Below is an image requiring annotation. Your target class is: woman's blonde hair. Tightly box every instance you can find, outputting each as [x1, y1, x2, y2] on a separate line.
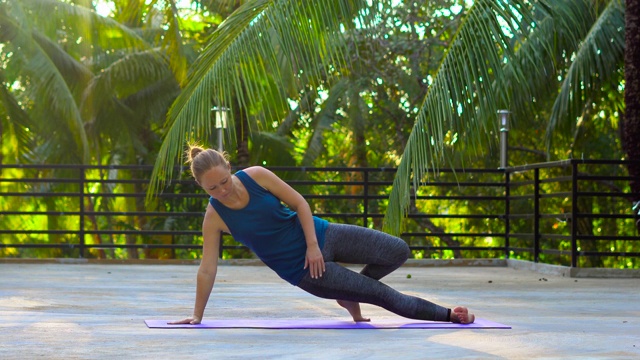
[185, 143, 229, 183]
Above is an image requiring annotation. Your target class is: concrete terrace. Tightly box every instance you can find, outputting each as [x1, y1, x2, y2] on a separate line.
[0, 260, 639, 359]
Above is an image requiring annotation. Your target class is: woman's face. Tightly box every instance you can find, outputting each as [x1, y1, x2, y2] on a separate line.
[199, 165, 233, 200]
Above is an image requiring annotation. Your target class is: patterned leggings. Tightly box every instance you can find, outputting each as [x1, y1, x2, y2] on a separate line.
[297, 223, 450, 321]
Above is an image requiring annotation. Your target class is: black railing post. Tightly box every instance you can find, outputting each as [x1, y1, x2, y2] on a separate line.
[571, 160, 578, 268]
[534, 168, 540, 263]
[363, 169, 369, 228]
[219, 231, 224, 259]
[504, 170, 510, 259]
[78, 166, 86, 258]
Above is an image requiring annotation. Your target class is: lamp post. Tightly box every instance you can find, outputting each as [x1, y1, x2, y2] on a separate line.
[213, 107, 229, 153]
[498, 110, 510, 169]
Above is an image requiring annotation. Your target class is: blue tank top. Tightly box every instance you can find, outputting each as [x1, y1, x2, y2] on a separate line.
[209, 170, 328, 285]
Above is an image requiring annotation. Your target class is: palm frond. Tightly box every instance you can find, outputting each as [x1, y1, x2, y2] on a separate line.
[546, 0, 624, 153]
[499, 0, 596, 147]
[124, 76, 181, 126]
[500, 0, 624, 157]
[83, 50, 180, 163]
[30, 31, 94, 96]
[250, 131, 296, 166]
[0, 11, 90, 161]
[0, 70, 35, 158]
[82, 49, 174, 117]
[162, 0, 189, 84]
[2, 0, 158, 164]
[382, 0, 538, 235]
[17, 0, 150, 51]
[148, 0, 372, 198]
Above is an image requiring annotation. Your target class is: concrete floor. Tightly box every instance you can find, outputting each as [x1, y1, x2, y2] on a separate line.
[0, 261, 639, 359]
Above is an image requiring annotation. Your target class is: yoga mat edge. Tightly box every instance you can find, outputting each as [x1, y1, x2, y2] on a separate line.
[144, 318, 511, 330]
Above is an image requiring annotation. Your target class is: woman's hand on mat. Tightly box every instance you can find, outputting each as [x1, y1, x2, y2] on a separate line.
[304, 245, 325, 279]
[168, 316, 201, 325]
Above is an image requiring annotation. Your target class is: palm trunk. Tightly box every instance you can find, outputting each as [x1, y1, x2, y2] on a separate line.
[84, 196, 107, 259]
[0, 108, 3, 170]
[234, 99, 250, 167]
[623, 0, 640, 229]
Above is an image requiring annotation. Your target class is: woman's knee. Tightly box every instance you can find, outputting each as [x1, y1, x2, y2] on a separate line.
[379, 234, 410, 264]
[396, 239, 411, 263]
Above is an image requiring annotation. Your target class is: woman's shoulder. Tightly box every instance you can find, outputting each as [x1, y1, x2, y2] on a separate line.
[203, 202, 229, 233]
[239, 166, 277, 190]
[240, 166, 272, 182]
[240, 166, 268, 177]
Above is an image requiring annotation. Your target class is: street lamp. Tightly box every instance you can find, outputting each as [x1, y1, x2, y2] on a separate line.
[213, 107, 229, 153]
[498, 110, 510, 169]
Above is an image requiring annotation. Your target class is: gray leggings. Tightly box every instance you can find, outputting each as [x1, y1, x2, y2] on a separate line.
[297, 223, 450, 321]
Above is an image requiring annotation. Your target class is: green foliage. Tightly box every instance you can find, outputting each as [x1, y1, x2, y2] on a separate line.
[148, 0, 372, 196]
[0, 0, 636, 268]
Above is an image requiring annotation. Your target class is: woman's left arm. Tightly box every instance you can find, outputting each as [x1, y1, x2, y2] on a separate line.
[244, 166, 325, 279]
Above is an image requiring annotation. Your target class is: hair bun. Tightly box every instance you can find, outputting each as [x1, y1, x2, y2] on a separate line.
[187, 145, 205, 162]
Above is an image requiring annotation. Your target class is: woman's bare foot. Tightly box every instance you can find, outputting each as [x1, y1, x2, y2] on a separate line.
[450, 306, 475, 324]
[336, 300, 371, 322]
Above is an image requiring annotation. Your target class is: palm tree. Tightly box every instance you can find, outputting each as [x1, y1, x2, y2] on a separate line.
[147, 0, 629, 234]
[623, 0, 640, 228]
[147, 0, 370, 195]
[383, 0, 626, 233]
[0, 0, 205, 258]
[0, 0, 157, 164]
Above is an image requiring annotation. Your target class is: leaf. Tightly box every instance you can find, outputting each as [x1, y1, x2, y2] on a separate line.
[383, 0, 538, 235]
[148, 0, 372, 198]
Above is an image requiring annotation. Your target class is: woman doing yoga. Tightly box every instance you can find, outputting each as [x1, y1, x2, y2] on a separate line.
[170, 145, 475, 325]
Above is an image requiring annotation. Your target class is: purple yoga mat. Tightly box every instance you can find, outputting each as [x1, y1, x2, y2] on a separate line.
[145, 318, 510, 330]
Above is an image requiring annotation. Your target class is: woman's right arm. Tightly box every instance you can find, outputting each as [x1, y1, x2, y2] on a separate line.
[169, 204, 221, 325]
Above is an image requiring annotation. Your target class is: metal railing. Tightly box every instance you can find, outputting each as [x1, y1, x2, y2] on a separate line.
[0, 160, 638, 268]
[505, 160, 639, 268]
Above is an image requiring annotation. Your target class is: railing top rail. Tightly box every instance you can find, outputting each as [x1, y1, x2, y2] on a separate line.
[2, 160, 636, 174]
[507, 160, 572, 173]
[0, 164, 496, 173]
[506, 159, 640, 173]
[0, 164, 176, 170]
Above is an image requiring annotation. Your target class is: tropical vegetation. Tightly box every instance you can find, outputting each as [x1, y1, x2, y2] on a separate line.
[0, 0, 637, 268]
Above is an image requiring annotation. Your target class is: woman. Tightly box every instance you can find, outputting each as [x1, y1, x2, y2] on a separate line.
[170, 145, 475, 325]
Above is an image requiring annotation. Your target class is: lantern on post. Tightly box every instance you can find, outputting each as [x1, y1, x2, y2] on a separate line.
[497, 110, 510, 169]
[212, 107, 229, 153]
